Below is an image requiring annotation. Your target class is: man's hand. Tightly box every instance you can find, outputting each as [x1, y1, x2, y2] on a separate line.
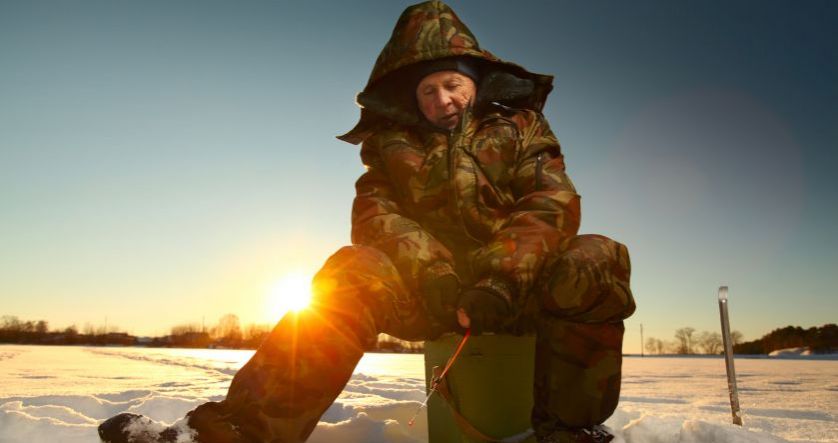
[424, 274, 460, 329]
[456, 288, 511, 335]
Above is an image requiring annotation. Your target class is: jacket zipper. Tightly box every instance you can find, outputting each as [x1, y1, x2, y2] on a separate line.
[447, 129, 458, 216]
[448, 127, 483, 247]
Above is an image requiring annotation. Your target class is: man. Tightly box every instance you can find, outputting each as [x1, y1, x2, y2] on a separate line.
[99, 2, 635, 442]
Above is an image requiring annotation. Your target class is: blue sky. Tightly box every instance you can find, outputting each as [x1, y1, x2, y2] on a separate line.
[1, 1, 836, 353]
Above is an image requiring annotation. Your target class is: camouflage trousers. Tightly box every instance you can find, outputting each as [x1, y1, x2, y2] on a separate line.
[185, 234, 635, 442]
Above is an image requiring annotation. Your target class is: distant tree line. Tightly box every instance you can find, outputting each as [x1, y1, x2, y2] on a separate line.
[0, 314, 424, 353]
[165, 315, 424, 352]
[733, 324, 836, 354]
[0, 315, 134, 346]
[164, 314, 271, 349]
[644, 327, 743, 355]
[644, 323, 837, 355]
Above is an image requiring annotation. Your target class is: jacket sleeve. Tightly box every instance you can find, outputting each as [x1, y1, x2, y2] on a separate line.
[351, 138, 458, 294]
[470, 110, 581, 302]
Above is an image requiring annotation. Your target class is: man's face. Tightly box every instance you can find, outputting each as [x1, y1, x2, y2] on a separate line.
[415, 71, 477, 130]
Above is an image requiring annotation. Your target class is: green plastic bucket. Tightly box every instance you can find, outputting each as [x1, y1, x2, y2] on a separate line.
[424, 334, 537, 443]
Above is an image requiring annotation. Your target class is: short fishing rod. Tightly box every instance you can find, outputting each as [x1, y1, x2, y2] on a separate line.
[408, 328, 472, 427]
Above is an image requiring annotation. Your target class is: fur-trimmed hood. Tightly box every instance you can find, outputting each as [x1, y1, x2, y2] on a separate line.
[337, 1, 554, 144]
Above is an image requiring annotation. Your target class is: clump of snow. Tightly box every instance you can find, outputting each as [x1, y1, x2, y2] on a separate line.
[1, 345, 836, 443]
[766, 347, 838, 360]
[121, 414, 197, 443]
[769, 347, 812, 357]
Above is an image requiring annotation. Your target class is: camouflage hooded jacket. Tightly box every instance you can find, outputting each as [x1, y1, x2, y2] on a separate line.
[338, 1, 581, 305]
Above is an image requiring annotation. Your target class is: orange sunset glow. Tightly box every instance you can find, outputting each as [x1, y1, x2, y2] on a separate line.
[267, 271, 314, 322]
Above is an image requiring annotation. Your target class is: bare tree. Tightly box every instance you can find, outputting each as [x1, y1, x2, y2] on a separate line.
[214, 314, 242, 347]
[1, 315, 21, 331]
[674, 327, 696, 354]
[645, 337, 668, 355]
[64, 325, 79, 344]
[169, 323, 210, 347]
[243, 323, 271, 348]
[696, 331, 723, 354]
[21, 321, 35, 334]
[731, 330, 744, 346]
[35, 320, 49, 336]
[645, 337, 657, 355]
[171, 323, 202, 336]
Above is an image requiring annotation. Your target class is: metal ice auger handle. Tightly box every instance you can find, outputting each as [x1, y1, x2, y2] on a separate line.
[718, 286, 743, 426]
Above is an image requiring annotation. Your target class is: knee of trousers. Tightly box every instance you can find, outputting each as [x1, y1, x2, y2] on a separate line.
[310, 245, 414, 334]
[533, 319, 625, 430]
[542, 234, 636, 323]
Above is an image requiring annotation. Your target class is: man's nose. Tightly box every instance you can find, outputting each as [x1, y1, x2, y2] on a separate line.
[435, 91, 454, 109]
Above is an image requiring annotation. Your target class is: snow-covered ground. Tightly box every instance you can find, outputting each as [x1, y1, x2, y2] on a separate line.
[0, 345, 835, 442]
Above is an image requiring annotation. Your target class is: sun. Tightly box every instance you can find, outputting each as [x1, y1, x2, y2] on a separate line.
[268, 271, 314, 321]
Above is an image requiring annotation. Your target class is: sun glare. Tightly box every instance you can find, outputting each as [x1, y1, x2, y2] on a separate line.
[268, 271, 314, 321]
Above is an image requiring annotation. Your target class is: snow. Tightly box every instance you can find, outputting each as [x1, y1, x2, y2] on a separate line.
[766, 347, 838, 359]
[768, 347, 812, 357]
[0, 345, 835, 442]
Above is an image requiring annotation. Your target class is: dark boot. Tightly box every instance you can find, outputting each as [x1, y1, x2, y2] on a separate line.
[98, 405, 245, 443]
[183, 401, 246, 442]
[536, 425, 615, 443]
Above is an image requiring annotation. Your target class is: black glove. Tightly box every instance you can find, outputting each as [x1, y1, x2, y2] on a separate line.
[423, 274, 460, 330]
[457, 287, 511, 335]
